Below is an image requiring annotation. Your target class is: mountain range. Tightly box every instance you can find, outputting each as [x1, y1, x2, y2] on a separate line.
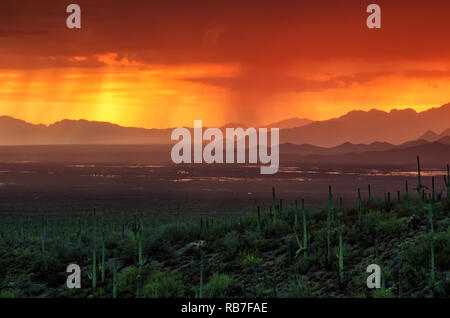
[418, 128, 450, 142]
[279, 103, 450, 147]
[1, 103, 450, 147]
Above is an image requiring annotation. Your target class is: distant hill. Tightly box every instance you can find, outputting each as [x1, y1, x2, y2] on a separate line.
[0, 117, 173, 145]
[0, 140, 448, 168]
[282, 141, 450, 167]
[418, 128, 450, 142]
[436, 136, 450, 145]
[419, 130, 440, 142]
[1, 103, 450, 146]
[280, 103, 450, 147]
[266, 117, 313, 129]
[280, 141, 395, 156]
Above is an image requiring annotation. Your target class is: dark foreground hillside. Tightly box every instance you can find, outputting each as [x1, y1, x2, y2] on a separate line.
[0, 175, 449, 298]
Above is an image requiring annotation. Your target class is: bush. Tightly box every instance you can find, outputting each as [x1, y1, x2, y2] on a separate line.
[286, 276, 310, 298]
[362, 211, 381, 235]
[264, 219, 290, 238]
[242, 230, 264, 249]
[0, 288, 22, 298]
[376, 218, 408, 236]
[223, 231, 240, 257]
[143, 270, 185, 298]
[295, 253, 318, 274]
[204, 273, 234, 297]
[239, 252, 262, 273]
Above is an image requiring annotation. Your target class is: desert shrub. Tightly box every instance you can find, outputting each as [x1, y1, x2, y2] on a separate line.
[142, 270, 185, 298]
[204, 273, 234, 298]
[434, 229, 450, 270]
[116, 266, 152, 296]
[376, 218, 408, 236]
[29, 251, 62, 281]
[54, 239, 87, 264]
[362, 211, 381, 235]
[116, 266, 139, 296]
[286, 276, 310, 298]
[117, 237, 137, 265]
[223, 231, 240, 257]
[279, 205, 296, 225]
[0, 288, 22, 298]
[251, 281, 267, 298]
[295, 253, 319, 274]
[204, 220, 232, 241]
[238, 251, 262, 273]
[341, 207, 359, 224]
[28, 283, 46, 296]
[432, 279, 450, 298]
[263, 219, 290, 238]
[242, 230, 264, 249]
[160, 222, 199, 243]
[400, 238, 431, 286]
[372, 286, 395, 298]
[396, 201, 413, 217]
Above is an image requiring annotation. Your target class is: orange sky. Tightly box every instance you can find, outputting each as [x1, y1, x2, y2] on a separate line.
[1, 0, 450, 128]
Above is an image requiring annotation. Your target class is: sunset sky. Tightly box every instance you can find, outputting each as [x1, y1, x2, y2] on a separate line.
[1, 0, 450, 128]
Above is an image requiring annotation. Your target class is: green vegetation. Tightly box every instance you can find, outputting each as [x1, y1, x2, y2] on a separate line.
[0, 157, 449, 298]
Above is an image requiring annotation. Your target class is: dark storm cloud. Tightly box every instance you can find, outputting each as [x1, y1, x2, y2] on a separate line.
[1, 0, 450, 64]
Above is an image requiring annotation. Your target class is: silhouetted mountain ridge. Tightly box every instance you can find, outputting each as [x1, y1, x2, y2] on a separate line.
[1, 103, 450, 146]
[280, 103, 450, 146]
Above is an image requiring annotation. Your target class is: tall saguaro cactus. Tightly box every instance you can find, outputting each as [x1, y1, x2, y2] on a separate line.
[336, 230, 344, 286]
[88, 209, 97, 289]
[444, 164, 450, 201]
[429, 202, 435, 285]
[199, 252, 205, 298]
[112, 257, 117, 298]
[272, 187, 277, 223]
[416, 156, 425, 198]
[326, 186, 333, 266]
[328, 185, 334, 223]
[41, 217, 46, 253]
[136, 218, 146, 298]
[358, 188, 362, 227]
[302, 199, 307, 253]
[431, 176, 435, 203]
[99, 227, 106, 284]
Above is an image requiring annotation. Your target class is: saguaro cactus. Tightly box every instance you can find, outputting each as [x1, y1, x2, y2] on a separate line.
[416, 156, 425, 197]
[294, 200, 299, 228]
[99, 228, 106, 284]
[431, 176, 435, 203]
[429, 202, 435, 285]
[405, 180, 409, 197]
[272, 187, 277, 222]
[256, 206, 261, 232]
[358, 188, 362, 227]
[444, 164, 450, 201]
[336, 230, 344, 286]
[136, 220, 146, 297]
[41, 217, 46, 253]
[293, 200, 308, 259]
[199, 252, 204, 298]
[113, 257, 117, 298]
[328, 185, 334, 222]
[326, 186, 333, 266]
[88, 209, 97, 289]
[302, 199, 307, 253]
